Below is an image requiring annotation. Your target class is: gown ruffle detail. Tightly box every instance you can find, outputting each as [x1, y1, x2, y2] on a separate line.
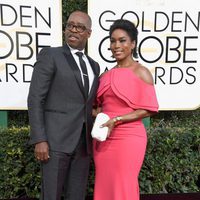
[97, 68, 159, 112]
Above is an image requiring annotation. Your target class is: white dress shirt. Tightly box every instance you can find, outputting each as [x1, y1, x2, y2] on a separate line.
[69, 46, 95, 93]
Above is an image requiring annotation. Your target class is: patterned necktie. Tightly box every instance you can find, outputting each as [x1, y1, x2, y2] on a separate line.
[76, 52, 89, 96]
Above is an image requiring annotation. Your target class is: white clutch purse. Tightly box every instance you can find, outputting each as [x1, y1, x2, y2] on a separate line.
[91, 112, 110, 141]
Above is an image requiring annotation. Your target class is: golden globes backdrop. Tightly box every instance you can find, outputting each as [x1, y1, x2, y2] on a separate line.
[0, 0, 62, 109]
[88, 0, 200, 110]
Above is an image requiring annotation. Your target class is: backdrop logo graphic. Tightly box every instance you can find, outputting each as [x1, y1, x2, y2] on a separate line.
[0, 0, 62, 109]
[88, 0, 200, 110]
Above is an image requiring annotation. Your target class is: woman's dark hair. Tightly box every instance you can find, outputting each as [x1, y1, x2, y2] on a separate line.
[109, 19, 138, 58]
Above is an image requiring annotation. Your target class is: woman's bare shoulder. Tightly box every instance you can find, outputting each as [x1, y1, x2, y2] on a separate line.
[132, 63, 154, 85]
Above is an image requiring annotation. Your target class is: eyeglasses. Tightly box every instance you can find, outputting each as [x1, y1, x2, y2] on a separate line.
[65, 23, 87, 33]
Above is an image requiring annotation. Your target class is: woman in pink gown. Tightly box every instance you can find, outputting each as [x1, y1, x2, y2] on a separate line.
[93, 19, 159, 200]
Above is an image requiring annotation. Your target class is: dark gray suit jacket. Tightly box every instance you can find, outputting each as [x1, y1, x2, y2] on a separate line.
[28, 45, 100, 154]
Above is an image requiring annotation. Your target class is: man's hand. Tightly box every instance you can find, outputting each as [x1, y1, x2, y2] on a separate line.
[34, 141, 50, 162]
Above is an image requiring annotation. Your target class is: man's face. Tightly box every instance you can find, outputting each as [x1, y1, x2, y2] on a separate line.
[65, 12, 91, 50]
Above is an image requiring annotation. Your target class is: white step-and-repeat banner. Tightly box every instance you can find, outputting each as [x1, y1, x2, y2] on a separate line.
[0, 0, 62, 109]
[88, 0, 200, 110]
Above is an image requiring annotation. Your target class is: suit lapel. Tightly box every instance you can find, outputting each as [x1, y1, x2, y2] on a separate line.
[87, 56, 99, 100]
[62, 45, 85, 98]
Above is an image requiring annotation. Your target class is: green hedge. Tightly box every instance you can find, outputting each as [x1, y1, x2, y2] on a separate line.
[139, 119, 200, 194]
[0, 112, 199, 198]
[0, 127, 40, 199]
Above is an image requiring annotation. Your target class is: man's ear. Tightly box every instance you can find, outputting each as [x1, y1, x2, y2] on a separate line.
[87, 29, 92, 38]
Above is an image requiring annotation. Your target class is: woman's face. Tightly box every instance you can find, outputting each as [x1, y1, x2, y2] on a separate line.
[110, 29, 135, 62]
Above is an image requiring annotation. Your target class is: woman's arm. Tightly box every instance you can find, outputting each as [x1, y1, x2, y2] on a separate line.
[101, 109, 155, 137]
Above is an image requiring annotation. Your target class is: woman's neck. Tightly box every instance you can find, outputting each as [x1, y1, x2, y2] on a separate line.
[116, 58, 135, 68]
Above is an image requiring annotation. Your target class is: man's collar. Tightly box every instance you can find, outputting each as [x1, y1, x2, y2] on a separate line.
[67, 44, 85, 54]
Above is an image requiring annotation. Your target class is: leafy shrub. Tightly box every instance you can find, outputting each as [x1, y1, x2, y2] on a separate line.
[1, 110, 200, 198]
[0, 127, 40, 199]
[8, 111, 29, 127]
[139, 118, 200, 193]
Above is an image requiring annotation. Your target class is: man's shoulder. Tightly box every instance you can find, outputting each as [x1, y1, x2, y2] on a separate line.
[87, 55, 100, 73]
[40, 45, 64, 52]
[87, 55, 99, 65]
[38, 46, 66, 57]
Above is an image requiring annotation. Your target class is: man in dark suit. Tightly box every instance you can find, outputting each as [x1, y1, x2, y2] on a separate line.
[28, 10, 100, 200]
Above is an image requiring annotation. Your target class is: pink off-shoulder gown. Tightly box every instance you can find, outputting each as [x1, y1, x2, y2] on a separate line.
[93, 67, 159, 200]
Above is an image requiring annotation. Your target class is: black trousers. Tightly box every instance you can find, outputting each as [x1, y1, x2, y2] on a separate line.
[40, 127, 91, 200]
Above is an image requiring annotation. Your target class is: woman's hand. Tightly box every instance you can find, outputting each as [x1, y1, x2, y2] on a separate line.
[100, 118, 116, 137]
[92, 107, 102, 117]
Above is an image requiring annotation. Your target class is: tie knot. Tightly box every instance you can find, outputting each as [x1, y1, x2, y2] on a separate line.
[76, 52, 83, 58]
